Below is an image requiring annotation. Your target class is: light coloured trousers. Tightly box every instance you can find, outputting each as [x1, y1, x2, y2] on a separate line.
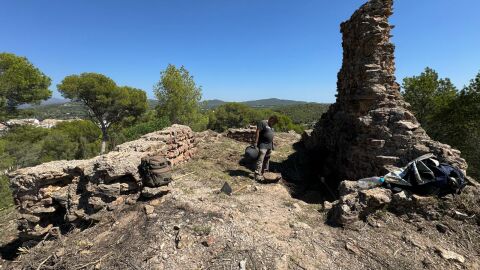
[255, 148, 271, 175]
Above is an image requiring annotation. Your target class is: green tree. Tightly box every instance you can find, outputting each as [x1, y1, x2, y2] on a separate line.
[403, 69, 480, 179]
[57, 73, 148, 153]
[207, 103, 257, 132]
[53, 120, 101, 159]
[154, 64, 202, 128]
[0, 53, 51, 120]
[207, 103, 303, 133]
[402, 67, 457, 127]
[39, 132, 78, 163]
[437, 72, 480, 178]
[1, 125, 50, 168]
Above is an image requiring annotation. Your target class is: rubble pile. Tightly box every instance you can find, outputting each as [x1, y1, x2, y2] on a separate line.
[329, 180, 480, 226]
[226, 126, 256, 144]
[303, 0, 467, 182]
[8, 125, 196, 239]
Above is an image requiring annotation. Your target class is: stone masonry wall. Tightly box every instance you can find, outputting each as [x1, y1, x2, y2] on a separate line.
[226, 126, 256, 144]
[8, 124, 196, 239]
[305, 0, 467, 182]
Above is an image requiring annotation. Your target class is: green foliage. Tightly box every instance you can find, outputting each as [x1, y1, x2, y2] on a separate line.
[0, 120, 101, 208]
[154, 64, 203, 127]
[0, 120, 101, 169]
[1, 125, 50, 168]
[0, 53, 52, 119]
[402, 69, 480, 179]
[207, 103, 257, 132]
[272, 103, 329, 127]
[110, 114, 171, 146]
[39, 132, 78, 163]
[431, 72, 480, 179]
[207, 102, 304, 133]
[0, 176, 13, 210]
[57, 73, 148, 153]
[402, 67, 457, 128]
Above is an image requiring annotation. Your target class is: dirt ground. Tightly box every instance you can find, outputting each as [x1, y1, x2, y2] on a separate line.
[1, 133, 479, 269]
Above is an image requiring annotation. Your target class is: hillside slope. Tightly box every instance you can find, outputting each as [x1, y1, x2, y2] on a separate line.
[2, 133, 479, 269]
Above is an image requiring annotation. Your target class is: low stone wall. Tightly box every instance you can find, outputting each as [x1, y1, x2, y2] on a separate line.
[226, 126, 256, 144]
[8, 124, 196, 239]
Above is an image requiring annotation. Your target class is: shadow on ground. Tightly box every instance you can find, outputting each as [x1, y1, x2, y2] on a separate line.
[0, 238, 23, 261]
[227, 169, 252, 178]
[273, 142, 337, 203]
[236, 142, 337, 204]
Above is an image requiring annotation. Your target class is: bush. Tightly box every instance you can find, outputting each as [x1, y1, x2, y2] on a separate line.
[0, 175, 13, 210]
[273, 103, 329, 126]
[207, 103, 304, 133]
[121, 116, 170, 141]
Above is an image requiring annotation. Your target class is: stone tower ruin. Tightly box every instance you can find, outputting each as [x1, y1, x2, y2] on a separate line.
[304, 0, 467, 182]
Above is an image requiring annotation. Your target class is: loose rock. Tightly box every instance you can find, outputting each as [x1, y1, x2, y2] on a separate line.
[435, 247, 465, 263]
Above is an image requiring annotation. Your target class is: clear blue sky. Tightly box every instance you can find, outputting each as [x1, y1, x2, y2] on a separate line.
[1, 0, 479, 103]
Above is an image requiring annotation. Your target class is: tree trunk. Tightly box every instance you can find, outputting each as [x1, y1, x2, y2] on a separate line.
[100, 127, 108, 154]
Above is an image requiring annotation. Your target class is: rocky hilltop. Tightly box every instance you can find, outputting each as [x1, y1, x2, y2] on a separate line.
[1, 0, 479, 269]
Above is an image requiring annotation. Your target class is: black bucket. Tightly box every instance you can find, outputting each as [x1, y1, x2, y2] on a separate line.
[244, 145, 259, 160]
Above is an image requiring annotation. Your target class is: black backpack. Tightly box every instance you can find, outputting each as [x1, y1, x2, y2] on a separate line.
[403, 160, 466, 196]
[139, 156, 173, 187]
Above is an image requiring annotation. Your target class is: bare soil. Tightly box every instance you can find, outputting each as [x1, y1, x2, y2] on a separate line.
[1, 133, 479, 269]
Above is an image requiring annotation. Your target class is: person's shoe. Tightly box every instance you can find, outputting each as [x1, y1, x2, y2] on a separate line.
[255, 173, 264, 182]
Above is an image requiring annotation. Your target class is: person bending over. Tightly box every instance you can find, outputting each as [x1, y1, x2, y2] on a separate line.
[254, 115, 278, 181]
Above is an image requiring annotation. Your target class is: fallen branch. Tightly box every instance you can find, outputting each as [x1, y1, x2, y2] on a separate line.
[74, 253, 111, 270]
[36, 255, 52, 270]
[232, 185, 250, 195]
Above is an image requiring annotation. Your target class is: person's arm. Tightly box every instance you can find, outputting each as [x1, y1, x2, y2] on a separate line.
[255, 127, 260, 147]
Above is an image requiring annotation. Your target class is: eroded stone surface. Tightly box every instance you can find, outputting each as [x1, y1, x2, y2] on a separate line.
[8, 124, 196, 239]
[226, 126, 256, 144]
[303, 0, 467, 182]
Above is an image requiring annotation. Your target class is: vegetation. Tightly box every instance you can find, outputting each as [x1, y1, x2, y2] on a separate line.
[402, 68, 480, 179]
[21, 101, 89, 120]
[108, 110, 170, 147]
[272, 103, 329, 127]
[0, 53, 52, 121]
[58, 73, 148, 153]
[207, 102, 304, 133]
[402, 67, 457, 129]
[154, 64, 207, 131]
[0, 114, 171, 208]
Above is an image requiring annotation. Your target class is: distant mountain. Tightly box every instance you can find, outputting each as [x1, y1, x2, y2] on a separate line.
[201, 99, 226, 109]
[202, 98, 311, 109]
[19, 97, 69, 109]
[147, 99, 159, 109]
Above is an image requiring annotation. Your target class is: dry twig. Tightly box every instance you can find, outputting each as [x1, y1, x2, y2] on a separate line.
[73, 253, 111, 270]
[36, 255, 52, 270]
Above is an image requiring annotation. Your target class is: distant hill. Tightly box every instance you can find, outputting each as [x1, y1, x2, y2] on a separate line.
[202, 98, 310, 109]
[19, 98, 330, 126]
[21, 101, 89, 120]
[19, 97, 69, 109]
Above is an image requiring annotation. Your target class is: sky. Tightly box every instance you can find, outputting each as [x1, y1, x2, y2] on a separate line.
[1, 0, 479, 103]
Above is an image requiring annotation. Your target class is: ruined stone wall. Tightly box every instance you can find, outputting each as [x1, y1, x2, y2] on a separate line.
[305, 0, 467, 182]
[8, 125, 196, 239]
[226, 126, 256, 144]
